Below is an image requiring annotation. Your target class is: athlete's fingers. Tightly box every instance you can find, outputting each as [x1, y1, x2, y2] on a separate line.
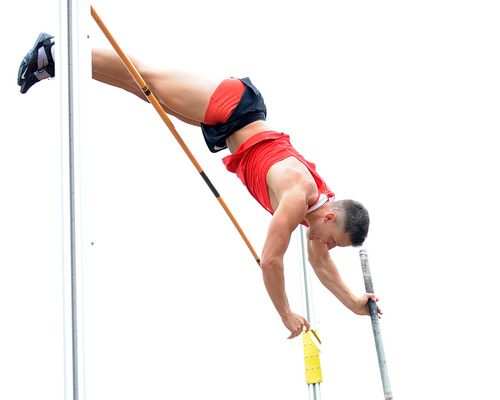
[377, 304, 383, 318]
[287, 324, 302, 339]
[303, 318, 311, 332]
[366, 293, 378, 302]
[367, 293, 383, 318]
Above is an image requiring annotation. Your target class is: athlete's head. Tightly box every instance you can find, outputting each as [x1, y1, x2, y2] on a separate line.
[308, 199, 369, 248]
[334, 199, 370, 246]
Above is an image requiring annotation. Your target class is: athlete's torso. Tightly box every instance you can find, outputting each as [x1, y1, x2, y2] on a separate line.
[223, 129, 334, 216]
[265, 155, 321, 212]
[226, 120, 271, 153]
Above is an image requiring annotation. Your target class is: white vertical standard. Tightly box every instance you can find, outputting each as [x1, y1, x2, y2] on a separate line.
[59, 1, 89, 399]
[298, 225, 322, 400]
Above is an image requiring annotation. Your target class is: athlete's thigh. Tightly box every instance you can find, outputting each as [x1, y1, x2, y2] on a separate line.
[148, 69, 219, 123]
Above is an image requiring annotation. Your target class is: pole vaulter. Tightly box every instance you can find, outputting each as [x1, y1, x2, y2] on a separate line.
[19, 4, 378, 340]
[17, 5, 392, 398]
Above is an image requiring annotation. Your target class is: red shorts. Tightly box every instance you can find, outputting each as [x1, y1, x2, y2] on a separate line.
[201, 77, 267, 153]
[203, 78, 245, 125]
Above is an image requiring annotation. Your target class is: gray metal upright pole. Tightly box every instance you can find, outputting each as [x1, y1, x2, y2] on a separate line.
[298, 226, 321, 400]
[359, 249, 393, 400]
[67, 2, 79, 398]
[299, 226, 313, 323]
[59, 0, 88, 398]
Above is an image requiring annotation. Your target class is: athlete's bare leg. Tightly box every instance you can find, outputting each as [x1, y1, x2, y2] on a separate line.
[92, 48, 218, 125]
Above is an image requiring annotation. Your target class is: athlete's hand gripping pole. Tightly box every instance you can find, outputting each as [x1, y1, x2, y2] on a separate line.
[90, 5, 260, 266]
[359, 249, 393, 400]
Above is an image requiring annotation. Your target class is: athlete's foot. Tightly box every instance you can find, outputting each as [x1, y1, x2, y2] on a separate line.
[18, 32, 55, 94]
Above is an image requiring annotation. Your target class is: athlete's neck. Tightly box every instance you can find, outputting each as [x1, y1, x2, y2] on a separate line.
[303, 202, 331, 226]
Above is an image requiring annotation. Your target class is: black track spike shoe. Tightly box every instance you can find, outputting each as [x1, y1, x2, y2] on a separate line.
[18, 32, 55, 94]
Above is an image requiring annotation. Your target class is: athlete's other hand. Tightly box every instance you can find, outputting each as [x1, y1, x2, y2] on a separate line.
[282, 311, 310, 339]
[354, 293, 383, 318]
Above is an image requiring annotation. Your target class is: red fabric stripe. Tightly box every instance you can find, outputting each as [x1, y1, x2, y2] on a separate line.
[203, 78, 246, 125]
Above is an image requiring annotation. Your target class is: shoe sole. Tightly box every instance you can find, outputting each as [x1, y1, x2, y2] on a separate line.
[17, 32, 54, 85]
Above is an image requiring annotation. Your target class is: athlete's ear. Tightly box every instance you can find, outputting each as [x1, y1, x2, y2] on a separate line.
[324, 211, 337, 222]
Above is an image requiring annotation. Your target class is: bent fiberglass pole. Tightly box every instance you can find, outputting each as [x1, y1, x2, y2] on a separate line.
[359, 249, 393, 400]
[90, 5, 260, 266]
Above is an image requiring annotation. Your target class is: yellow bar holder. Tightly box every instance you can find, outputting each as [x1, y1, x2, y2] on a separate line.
[302, 329, 323, 384]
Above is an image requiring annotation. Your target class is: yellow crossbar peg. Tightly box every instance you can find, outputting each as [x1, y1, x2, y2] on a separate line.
[302, 329, 323, 384]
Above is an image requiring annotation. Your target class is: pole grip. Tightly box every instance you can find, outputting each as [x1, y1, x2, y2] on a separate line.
[359, 249, 393, 400]
[359, 249, 375, 294]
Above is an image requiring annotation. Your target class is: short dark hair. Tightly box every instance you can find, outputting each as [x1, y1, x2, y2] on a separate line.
[335, 199, 370, 246]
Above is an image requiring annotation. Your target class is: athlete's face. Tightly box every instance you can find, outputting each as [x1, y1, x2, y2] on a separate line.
[308, 213, 352, 250]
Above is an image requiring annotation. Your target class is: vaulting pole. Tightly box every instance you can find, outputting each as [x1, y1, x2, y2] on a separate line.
[359, 249, 393, 400]
[90, 5, 260, 266]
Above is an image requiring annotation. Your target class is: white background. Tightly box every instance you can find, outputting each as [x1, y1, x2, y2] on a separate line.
[1, 1, 499, 399]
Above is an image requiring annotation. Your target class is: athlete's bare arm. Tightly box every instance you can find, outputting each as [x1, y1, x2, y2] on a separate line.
[307, 238, 382, 317]
[259, 188, 311, 339]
